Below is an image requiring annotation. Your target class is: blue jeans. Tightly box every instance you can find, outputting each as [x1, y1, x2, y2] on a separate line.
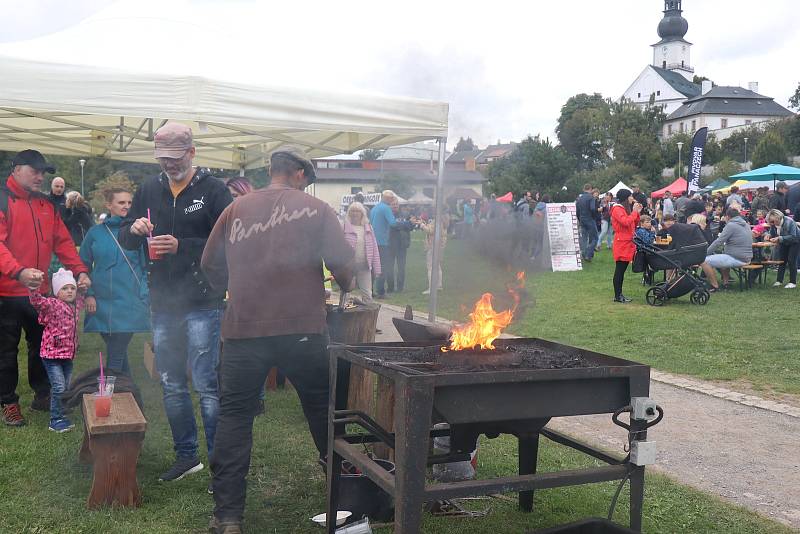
[579, 218, 599, 260]
[101, 332, 134, 375]
[152, 309, 222, 460]
[41, 358, 73, 422]
[597, 219, 614, 249]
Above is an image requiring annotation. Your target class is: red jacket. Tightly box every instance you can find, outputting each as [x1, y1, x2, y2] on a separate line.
[0, 175, 87, 297]
[610, 204, 640, 262]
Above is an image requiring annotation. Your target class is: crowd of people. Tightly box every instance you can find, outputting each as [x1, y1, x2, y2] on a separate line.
[573, 180, 800, 301]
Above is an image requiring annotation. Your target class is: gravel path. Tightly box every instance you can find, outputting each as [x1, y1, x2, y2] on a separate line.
[373, 302, 800, 529]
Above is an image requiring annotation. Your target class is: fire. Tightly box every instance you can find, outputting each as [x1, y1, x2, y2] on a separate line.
[444, 272, 525, 352]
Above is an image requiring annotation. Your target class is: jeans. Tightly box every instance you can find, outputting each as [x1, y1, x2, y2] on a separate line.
[374, 245, 392, 296]
[597, 220, 613, 249]
[41, 358, 73, 421]
[152, 308, 222, 460]
[212, 334, 330, 522]
[776, 242, 800, 284]
[0, 297, 50, 405]
[579, 218, 599, 260]
[100, 332, 134, 375]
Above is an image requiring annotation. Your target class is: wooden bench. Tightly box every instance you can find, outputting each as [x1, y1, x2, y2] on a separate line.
[734, 264, 764, 290]
[80, 392, 147, 509]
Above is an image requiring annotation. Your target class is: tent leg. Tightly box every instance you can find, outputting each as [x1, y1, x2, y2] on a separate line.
[428, 138, 447, 323]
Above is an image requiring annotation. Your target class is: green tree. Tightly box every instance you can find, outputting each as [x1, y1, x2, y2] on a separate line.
[376, 173, 413, 199]
[769, 116, 800, 156]
[558, 107, 610, 170]
[486, 135, 575, 196]
[789, 82, 800, 110]
[454, 137, 476, 152]
[720, 126, 765, 162]
[607, 99, 665, 180]
[751, 131, 788, 169]
[359, 148, 383, 161]
[709, 158, 742, 184]
[566, 162, 641, 196]
[692, 75, 713, 86]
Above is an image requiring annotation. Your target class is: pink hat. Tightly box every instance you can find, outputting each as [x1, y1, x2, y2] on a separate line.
[154, 123, 193, 159]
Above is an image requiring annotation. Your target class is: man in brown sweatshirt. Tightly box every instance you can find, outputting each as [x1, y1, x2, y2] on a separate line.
[202, 146, 353, 533]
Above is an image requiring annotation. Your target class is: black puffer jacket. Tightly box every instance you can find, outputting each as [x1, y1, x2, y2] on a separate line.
[119, 169, 232, 312]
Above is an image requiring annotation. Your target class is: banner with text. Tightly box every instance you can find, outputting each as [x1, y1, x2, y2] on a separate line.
[546, 203, 582, 272]
[687, 127, 708, 194]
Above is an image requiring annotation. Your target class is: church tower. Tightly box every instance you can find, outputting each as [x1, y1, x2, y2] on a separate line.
[652, 0, 694, 81]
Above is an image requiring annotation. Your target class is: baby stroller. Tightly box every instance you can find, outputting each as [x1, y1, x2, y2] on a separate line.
[633, 223, 710, 306]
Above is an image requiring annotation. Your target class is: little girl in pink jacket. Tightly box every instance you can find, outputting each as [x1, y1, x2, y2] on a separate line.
[29, 268, 85, 433]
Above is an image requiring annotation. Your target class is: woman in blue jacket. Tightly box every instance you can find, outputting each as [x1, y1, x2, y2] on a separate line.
[80, 187, 151, 373]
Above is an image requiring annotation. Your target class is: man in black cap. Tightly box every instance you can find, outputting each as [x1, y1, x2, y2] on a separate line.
[0, 150, 90, 427]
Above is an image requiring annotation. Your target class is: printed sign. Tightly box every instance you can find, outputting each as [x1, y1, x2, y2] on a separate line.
[546, 203, 582, 272]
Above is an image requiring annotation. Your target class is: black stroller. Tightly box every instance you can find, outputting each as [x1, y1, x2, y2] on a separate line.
[633, 223, 710, 306]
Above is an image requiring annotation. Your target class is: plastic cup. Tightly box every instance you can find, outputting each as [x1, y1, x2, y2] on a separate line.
[97, 375, 116, 396]
[94, 393, 112, 417]
[147, 237, 162, 260]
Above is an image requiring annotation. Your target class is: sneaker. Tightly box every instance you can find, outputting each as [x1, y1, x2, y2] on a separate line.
[773, 281, 783, 287]
[209, 517, 243, 534]
[31, 394, 50, 412]
[159, 457, 204, 482]
[48, 418, 74, 433]
[785, 283, 797, 289]
[208, 479, 214, 495]
[613, 295, 632, 303]
[2, 403, 25, 427]
[422, 289, 431, 295]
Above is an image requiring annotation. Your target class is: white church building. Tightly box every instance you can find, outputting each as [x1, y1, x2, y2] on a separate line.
[622, 0, 794, 139]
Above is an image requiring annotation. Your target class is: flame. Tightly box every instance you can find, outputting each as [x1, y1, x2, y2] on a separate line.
[444, 272, 525, 352]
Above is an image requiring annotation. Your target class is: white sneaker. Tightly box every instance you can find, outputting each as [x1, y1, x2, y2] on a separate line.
[773, 282, 783, 287]
[785, 283, 797, 289]
[422, 289, 431, 295]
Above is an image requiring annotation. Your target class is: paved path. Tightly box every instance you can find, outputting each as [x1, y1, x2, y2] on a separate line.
[373, 302, 800, 529]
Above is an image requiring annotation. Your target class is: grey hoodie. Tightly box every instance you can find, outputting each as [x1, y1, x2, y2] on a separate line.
[707, 216, 752, 263]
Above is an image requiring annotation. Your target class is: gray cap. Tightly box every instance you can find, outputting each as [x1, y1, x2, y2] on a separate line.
[270, 145, 316, 182]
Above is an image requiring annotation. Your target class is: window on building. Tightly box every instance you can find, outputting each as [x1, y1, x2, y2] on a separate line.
[662, 61, 667, 68]
[745, 120, 752, 125]
[637, 92, 641, 98]
[667, 124, 673, 135]
[721, 118, 728, 128]
[656, 90, 661, 96]
[681, 60, 685, 67]
[691, 120, 696, 131]
[680, 122, 684, 133]
[350, 186, 362, 194]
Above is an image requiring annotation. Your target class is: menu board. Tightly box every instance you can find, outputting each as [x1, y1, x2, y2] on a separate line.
[546, 203, 582, 272]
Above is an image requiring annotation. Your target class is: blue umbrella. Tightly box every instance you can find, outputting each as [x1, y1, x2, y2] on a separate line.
[729, 163, 800, 189]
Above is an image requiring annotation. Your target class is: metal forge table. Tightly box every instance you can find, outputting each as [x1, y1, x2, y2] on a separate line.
[326, 339, 658, 534]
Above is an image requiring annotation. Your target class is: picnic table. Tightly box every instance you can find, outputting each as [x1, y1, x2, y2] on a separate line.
[80, 392, 147, 508]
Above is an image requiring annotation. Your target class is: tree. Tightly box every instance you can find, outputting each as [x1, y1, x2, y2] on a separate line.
[607, 99, 665, 180]
[486, 135, 575, 197]
[751, 131, 788, 169]
[454, 137, 476, 152]
[556, 93, 608, 141]
[789, 82, 800, 110]
[566, 162, 641, 196]
[720, 126, 765, 162]
[693, 75, 713, 86]
[376, 173, 413, 199]
[558, 107, 610, 170]
[709, 158, 742, 185]
[359, 148, 383, 161]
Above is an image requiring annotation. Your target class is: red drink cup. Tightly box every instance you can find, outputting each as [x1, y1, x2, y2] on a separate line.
[94, 394, 112, 418]
[147, 237, 162, 261]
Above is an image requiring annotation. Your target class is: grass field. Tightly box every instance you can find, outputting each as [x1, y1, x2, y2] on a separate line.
[385, 232, 800, 398]
[0, 232, 797, 533]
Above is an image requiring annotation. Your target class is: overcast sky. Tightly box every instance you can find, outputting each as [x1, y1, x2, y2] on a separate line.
[0, 0, 796, 147]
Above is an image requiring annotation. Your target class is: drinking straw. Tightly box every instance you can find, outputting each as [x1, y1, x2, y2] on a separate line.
[147, 208, 153, 238]
[99, 351, 105, 393]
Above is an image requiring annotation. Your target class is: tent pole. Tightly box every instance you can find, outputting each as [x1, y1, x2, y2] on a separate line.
[428, 138, 447, 323]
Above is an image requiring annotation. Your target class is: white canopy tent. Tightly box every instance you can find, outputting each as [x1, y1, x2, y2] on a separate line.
[0, 55, 448, 170]
[606, 181, 632, 196]
[0, 35, 451, 320]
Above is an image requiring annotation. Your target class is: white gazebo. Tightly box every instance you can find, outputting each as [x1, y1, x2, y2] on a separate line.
[0, 34, 451, 320]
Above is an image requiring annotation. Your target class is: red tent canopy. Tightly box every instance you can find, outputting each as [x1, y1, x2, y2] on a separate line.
[496, 192, 514, 203]
[651, 178, 687, 199]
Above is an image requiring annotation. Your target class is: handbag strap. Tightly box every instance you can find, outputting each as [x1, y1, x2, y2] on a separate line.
[104, 224, 142, 290]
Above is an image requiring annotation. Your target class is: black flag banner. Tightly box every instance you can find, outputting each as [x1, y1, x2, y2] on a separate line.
[687, 127, 708, 194]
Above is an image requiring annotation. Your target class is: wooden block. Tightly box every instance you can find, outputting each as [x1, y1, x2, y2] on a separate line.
[373, 375, 395, 461]
[83, 393, 147, 435]
[347, 366, 375, 415]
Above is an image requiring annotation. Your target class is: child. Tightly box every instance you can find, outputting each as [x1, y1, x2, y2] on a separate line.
[635, 215, 656, 285]
[29, 268, 85, 433]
